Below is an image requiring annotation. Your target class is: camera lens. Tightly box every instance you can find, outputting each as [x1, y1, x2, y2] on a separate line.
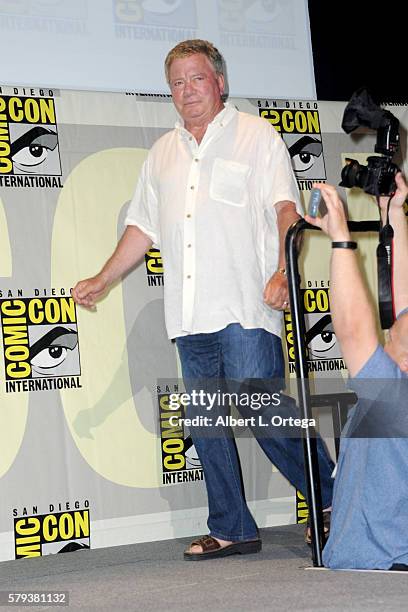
[339, 158, 368, 189]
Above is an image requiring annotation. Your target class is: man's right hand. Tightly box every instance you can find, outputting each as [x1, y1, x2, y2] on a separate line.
[72, 274, 108, 309]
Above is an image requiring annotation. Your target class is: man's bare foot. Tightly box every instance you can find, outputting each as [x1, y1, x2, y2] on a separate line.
[184, 535, 262, 560]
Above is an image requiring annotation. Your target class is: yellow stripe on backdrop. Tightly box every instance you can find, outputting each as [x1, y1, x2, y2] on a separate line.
[0, 198, 29, 478]
[0, 197, 11, 276]
[51, 148, 161, 488]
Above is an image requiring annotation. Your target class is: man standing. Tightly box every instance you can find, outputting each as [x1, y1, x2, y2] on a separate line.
[73, 39, 334, 560]
[306, 175, 408, 569]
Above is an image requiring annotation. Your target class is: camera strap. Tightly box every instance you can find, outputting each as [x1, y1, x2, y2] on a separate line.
[377, 199, 395, 329]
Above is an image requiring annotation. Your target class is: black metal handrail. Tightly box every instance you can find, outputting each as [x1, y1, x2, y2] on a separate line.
[285, 218, 380, 566]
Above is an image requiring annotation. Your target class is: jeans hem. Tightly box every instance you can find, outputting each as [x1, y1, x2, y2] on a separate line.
[209, 529, 260, 542]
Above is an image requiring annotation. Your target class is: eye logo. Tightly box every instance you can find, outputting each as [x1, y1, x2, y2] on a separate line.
[11, 126, 59, 174]
[0, 96, 62, 178]
[305, 314, 337, 360]
[288, 135, 324, 178]
[285, 132, 326, 182]
[29, 326, 79, 377]
[142, 0, 183, 14]
[284, 287, 346, 374]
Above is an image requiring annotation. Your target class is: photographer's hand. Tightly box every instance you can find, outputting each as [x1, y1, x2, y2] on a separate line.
[379, 172, 408, 216]
[305, 183, 351, 241]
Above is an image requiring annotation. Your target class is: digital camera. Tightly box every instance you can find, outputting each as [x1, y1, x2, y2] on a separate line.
[339, 88, 400, 196]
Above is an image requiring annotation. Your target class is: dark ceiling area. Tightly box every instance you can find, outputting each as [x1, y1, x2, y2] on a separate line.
[308, 1, 407, 103]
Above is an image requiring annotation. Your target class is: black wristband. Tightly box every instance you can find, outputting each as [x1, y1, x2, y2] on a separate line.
[332, 241, 357, 250]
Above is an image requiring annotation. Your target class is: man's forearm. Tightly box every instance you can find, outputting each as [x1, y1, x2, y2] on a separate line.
[329, 247, 378, 376]
[330, 249, 376, 339]
[99, 225, 153, 286]
[275, 201, 300, 268]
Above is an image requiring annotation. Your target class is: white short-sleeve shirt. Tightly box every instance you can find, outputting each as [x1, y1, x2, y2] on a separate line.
[125, 103, 302, 339]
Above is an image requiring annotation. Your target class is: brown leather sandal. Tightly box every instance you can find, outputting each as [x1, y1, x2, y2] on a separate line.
[184, 535, 262, 561]
[305, 510, 331, 546]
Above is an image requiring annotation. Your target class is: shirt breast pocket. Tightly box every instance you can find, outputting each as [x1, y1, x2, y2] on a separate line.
[210, 158, 251, 207]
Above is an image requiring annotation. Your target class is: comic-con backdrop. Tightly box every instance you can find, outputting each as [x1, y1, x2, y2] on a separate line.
[0, 85, 407, 561]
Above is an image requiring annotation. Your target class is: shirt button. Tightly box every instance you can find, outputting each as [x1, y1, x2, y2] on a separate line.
[187, 243, 192, 248]
[194, 158, 199, 162]
[189, 136, 193, 141]
[190, 185, 195, 190]
[186, 214, 191, 218]
[220, 123, 224, 127]
[187, 275, 191, 279]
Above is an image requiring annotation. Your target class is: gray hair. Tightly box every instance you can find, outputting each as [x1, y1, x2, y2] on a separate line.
[164, 39, 224, 83]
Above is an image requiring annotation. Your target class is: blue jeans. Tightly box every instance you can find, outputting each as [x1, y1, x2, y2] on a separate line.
[176, 323, 334, 542]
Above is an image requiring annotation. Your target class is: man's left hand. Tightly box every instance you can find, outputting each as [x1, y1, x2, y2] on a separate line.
[263, 271, 289, 310]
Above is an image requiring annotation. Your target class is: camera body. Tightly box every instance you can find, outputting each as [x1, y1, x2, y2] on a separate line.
[339, 88, 400, 196]
[341, 155, 399, 197]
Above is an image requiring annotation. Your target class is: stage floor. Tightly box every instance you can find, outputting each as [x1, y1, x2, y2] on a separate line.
[1, 524, 407, 611]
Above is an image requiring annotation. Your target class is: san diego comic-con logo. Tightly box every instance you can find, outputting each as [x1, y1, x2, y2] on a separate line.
[0, 0, 87, 21]
[284, 286, 346, 374]
[145, 248, 163, 287]
[0, 89, 63, 188]
[158, 387, 203, 486]
[0, 295, 81, 393]
[114, 0, 197, 39]
[218, 0, 296, 48]
[296, 489, 308, 524]
[259, 100, 327, 192]
[13, 501, 90, 559]
[0, 1, 87, 36]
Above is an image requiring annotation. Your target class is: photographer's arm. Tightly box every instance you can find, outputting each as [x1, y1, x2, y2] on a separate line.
[72, 225, 152, 308]
[306, 184, 378, 377]
[379, 172, 408, 316]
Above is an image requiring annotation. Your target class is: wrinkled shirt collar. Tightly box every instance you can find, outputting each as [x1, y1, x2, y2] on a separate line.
[175, 102, 237, 138]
